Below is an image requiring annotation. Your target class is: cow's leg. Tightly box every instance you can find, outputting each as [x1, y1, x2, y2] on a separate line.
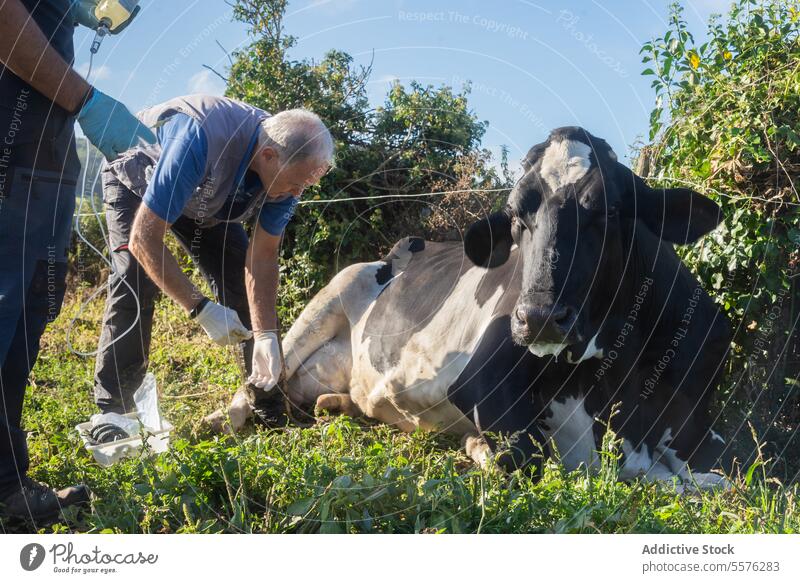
[281, 263, 370, 381]
[463, 433, 493, 469]
[654, 422, 733, 491]
[658, 386, 732, 489]
[284, 335, 352, 410]
[315, 393, 361, 418]
[203, 261, 366, 433]
[619, 439, 678, 483]
[202, 386, 251, 434]
[659, 314, 733, 489]
[616, 386, 732, 491]
[203, 336, 353, 434]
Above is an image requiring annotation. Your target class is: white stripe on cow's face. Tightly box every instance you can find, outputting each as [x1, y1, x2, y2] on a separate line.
[541, 395, 598, 471]
[539, 138, 593, 193]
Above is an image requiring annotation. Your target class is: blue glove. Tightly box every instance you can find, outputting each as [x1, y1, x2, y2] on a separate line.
[71, 1, 100, 29]
[77, 89, 156, 161]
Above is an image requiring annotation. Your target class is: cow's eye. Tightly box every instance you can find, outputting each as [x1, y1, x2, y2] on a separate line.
[511, 215, 527, 241]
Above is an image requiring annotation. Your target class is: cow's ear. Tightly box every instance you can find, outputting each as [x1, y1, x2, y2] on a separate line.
[622, 170, 722, 244]
[464, 210, 513, 268]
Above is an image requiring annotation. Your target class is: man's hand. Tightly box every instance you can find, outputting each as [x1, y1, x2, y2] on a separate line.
[71, 0, 101, 29]
[248, 331, 282, 390]
[78, 89, 156, 161]
[195, 301, 253, 346]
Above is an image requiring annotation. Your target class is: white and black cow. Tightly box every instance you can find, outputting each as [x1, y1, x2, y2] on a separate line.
[210, 126, 733, 488]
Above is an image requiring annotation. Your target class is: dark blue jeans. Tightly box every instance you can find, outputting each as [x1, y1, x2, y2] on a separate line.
[0, 135, 78, 498]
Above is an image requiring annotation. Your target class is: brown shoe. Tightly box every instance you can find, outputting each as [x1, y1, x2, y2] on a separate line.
[0, 477, 90, 526]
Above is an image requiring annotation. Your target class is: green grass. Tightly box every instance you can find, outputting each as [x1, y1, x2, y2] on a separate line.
[5, 283, 800, 534]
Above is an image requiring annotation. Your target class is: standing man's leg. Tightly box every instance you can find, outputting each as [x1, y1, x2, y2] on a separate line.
[93, 174, 160, 415]
[0, 130, 89, 522]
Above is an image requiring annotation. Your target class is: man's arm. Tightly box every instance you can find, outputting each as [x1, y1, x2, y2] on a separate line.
[0, 0, 156, 159]
[130, 205, 251, 346]
[247, 196, 298, 330]
[245, 223, 284, 390]
[0, 0, 91, 112]
[130, 205, 201, 311]
[130, 113, 208, 312]
[245, 223, 282, 332]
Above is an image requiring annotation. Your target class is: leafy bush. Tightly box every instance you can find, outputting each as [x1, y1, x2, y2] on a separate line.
[226, 0, 512, 323]
[639, 0, 800, 472]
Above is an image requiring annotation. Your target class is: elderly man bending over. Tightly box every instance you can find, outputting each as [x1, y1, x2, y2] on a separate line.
[91, 95, 333, 441]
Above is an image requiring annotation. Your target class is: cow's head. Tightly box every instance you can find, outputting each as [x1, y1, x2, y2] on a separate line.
[464, 126, 721, 362]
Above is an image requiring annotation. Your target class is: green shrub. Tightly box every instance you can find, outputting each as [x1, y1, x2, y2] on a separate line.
[225, 0, 512, 327]
[639, 0, 800, 473]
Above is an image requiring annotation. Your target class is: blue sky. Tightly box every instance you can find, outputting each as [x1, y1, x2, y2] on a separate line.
[74, 0, 731, 169]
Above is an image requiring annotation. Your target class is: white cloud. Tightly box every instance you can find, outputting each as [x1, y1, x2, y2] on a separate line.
[186, 69, 226, 96]
[76, 62, 112, 81]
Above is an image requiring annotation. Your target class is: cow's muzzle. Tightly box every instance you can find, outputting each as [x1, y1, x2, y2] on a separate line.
[512, 302, 582, 345]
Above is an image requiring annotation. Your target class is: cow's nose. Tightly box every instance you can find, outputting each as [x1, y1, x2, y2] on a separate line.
[514, 303, 578, 343]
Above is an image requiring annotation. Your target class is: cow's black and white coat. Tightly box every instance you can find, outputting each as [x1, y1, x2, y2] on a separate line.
[216, 127, 733, 489]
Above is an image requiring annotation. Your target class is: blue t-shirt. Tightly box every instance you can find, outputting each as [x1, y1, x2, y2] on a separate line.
[141, 113, 298, 236]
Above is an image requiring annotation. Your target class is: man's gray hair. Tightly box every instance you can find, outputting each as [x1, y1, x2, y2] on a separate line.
[258, 109, 334, 166]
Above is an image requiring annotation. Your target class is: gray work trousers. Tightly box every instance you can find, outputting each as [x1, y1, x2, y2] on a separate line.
[94, 173, 254, 414]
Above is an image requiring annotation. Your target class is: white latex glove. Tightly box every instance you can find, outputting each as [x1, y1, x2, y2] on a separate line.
[195, 301, 253, 345]
[248, 331, 283, 390]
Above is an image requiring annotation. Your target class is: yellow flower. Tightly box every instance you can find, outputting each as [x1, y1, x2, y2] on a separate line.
[689, 51, 700, 70]
[723, 50, 732, 60]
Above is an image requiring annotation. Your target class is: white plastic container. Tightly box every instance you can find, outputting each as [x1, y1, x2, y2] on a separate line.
[75, 413, 173, 467]
[75, 373, 172, 467]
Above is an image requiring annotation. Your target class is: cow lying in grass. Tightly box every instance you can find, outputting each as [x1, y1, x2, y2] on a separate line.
[207, 127, 733, 489]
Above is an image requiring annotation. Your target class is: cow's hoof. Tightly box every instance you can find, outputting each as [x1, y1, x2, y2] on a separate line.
[250, 389, 291, 429]
[228, 397, 253, 431]
[463, 434, 499, 471]
[252, 406, 291, 428]
[201, 409, 235, 435]
[314, 394, 361, 419]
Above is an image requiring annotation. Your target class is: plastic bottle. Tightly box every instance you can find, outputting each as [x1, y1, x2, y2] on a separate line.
[94, 0, 139, 32]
